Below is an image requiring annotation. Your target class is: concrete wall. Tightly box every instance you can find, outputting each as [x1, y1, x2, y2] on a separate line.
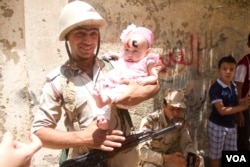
[1, 0, 250, 166]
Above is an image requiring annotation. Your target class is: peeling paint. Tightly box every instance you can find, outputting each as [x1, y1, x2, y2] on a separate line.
[1, 5, 14, 17]
[0, 39, 16, 50]
[219, 0, 250, 8]
[2, 50, 19, 64]
[0, 39, 20, 64]
[18, 27, 23, 39]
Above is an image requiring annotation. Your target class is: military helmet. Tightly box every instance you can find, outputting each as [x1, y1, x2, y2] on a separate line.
[164, 89, 186, 108]
[58, 0, 106, 41]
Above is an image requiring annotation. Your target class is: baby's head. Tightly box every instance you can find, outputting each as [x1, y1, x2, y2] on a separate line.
[120, 24, 154, 62]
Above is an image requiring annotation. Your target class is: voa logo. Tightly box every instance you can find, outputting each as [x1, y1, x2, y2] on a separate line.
[226, 155, 247, 162]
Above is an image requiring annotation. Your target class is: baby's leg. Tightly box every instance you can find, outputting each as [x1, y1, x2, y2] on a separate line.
[97, 116, 109, 130]
[93, 88, 112, 108]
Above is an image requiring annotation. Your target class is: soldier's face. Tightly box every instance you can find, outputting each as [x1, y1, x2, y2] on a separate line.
[67, 26, 99, 60]
[164, 104, 183, 120]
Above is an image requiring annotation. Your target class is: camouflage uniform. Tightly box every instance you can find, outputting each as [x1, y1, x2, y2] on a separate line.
[31, 58, 138, 167]
[138, 109, 197, 167]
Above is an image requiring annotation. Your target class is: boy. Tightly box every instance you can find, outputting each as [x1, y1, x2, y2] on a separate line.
[207, 55, 250, 167]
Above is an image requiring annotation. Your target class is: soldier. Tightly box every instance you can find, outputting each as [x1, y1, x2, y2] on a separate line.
[138, 89, 203, 167]
[31, 1, 159, 167]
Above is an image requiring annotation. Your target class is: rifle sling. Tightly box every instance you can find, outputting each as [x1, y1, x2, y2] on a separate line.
[117, 108, 134, 131]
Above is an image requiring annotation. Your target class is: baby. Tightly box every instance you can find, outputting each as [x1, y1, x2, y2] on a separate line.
[94, 24, 159, 130]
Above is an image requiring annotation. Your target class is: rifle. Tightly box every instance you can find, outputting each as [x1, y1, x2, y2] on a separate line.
[60, 121, 183, 167]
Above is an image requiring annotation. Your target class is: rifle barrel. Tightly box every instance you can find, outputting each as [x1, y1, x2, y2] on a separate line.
[138, 122, 182, 144]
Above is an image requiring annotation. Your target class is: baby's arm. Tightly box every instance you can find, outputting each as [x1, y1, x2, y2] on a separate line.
[136, 63, 158, 86]
[102, 51, 121, 60]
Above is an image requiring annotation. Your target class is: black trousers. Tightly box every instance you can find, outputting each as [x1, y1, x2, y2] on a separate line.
[237, 109, 250, 151]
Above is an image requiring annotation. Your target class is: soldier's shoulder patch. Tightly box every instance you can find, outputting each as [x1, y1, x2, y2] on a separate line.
[142, 124, 152, 130]
[146, 112, 160, 122]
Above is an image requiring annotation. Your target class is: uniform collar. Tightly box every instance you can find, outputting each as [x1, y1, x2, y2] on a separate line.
[217, 78, 236, 88]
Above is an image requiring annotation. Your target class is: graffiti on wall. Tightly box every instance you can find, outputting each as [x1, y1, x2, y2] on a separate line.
[159, 30, 247, 79]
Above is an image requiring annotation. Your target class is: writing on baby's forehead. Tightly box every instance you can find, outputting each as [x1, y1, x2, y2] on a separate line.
[126, 35, 146, 49]
[126, 38, 138, 48]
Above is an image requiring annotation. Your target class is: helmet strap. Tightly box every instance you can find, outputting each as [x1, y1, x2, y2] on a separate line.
[65, 40, 77, 69]
[95, 31, 101, 57]
[65, 40, 72, 60]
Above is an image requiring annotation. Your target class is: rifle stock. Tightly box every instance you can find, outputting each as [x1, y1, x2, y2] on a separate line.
[60, 122, 183, 167]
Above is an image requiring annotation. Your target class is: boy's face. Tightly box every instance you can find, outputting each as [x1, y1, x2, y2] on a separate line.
[122, 34, 150, 62]
[218, 62, 236, 85]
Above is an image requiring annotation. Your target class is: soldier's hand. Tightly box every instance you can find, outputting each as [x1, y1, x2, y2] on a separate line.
[194, 155, 201, 167]
[100, 129, 125, 151]
[84, 121, 125, 151]
[163, 152, 186, 167]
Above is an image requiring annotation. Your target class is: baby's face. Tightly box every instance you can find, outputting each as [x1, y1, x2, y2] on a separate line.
[123, 34, 150, 62]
